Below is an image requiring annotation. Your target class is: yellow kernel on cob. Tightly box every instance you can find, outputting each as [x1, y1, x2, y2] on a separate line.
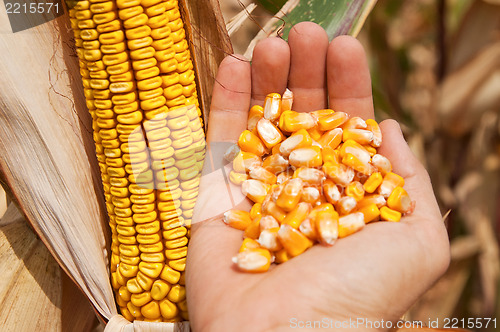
[380, 206, 402, 222]
[223, 210, 252, 230]
[357, 203, 380, 223]
[387, 186, 412, 213]
[363, 172, 383, 193]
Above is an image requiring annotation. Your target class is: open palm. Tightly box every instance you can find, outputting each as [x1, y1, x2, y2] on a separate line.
[186, 22, 450, 332]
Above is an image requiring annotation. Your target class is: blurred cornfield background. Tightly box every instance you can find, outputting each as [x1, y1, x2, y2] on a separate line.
[219, 0, 500, 329]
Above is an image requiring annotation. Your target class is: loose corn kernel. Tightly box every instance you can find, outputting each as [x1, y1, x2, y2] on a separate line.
[363, 172, 383, 193]
[274, 248, 289, 263]
[357, 194, 386, 209]
[314, 210, 339, 245]
[371, 154, 392, 176]
[250, 203, 262, 220]
[323, 162, 354, 186]
[232, 248, 272, 273]
[365, 119, 382, 147]
[249, 166, 277, 185]
[223, 210, 252, 230]
[247, 105, 264, 131]
[341, 116, 367, 129]
[339, 139, 371, 164]
[282, 202, 312, 229]
[342, 153, 375, 176]
[293, 167, 325, 186]
[342, 128, 374, 145]
[338, 212, 365, 238]
[278, 224, 312, 257]
[232, 151, 261, 173]
[276, 178, 303, 212]
[259, 215, 280, 231]
[258, 227, 282, 251]
[238, 130, 267, 156]
[279, 111, 316, 132]
[301, 187, 321, 204]
[317, 112, 348, 131]
[281, 89, 293, 111]
[387, 187, 411, 213]
[262, 154, 289, 174]
[307, 126, 324, 141]
[318, 128, 343, 150]
[256, 118, 284, 149]
[357, 203, 380, 223]
[244, 217, 261, 239]
[262, 200, 287, 223]
[380, 206, 402, 222]
[289, 146, 322, 168]
[229, 171, 248, 186]
[279, 129, 312, 156]
[336, 196, 357, 215]
[345, 181, 365, 202]
[323, 179, 341, 204]
[239, 238, 260, 252]
[263, 93, 282, 121]
[241, 179, 270, 203]
[299, 217, 317, 241]
[378, 172, 405, 198]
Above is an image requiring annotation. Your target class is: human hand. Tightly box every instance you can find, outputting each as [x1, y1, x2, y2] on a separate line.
[186, 22, 450, 331]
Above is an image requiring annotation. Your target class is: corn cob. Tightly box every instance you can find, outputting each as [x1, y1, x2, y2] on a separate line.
[66, 0, 205, 322]
[227, 91, 414, 273]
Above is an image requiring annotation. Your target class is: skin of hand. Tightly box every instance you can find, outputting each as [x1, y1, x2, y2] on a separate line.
[186, 22, 450, 331]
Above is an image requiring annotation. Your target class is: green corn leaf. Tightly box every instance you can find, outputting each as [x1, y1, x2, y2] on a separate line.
[278, 0, 378, 41]
[245, 0, 377, 58]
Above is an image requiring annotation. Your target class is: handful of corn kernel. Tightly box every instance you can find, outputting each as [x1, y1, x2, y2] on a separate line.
[224, 91, 413, 273]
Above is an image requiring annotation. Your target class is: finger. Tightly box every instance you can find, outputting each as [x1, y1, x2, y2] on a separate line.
[288, 22, 329, 112]
[327, 35, 374, 119]
[207, 55, 251, 144]
[378, 120, 441, 220]
[251, 37, 290, 107]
